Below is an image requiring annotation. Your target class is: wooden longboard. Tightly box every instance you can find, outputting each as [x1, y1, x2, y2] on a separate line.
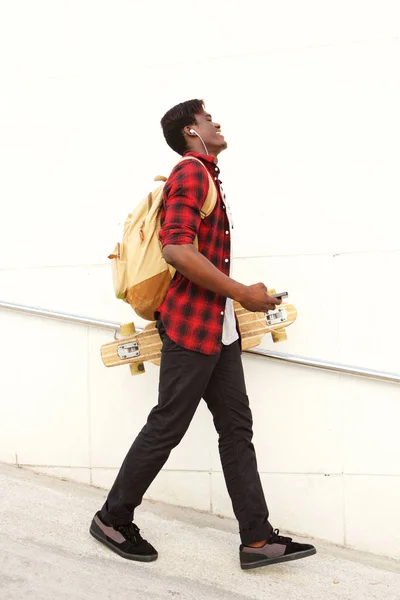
[100, 302, 297, 369]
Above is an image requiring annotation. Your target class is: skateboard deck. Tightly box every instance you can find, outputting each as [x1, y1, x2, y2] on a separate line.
[100, 302, 297, 369]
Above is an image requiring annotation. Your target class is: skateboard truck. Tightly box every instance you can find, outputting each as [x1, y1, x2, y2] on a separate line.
[266, 308, 287, 325]
[120, 323, 145, 375]
[117, 341, 140, 360]
[268, 288, 288, 342]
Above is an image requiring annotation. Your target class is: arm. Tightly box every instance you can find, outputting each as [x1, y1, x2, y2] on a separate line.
[160, 159, 280, 313]
[163, 244, 280, 312]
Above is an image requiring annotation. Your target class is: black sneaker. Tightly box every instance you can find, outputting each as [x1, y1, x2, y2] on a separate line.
[90, 511, 158, 562]
[240, 529, 316, 570]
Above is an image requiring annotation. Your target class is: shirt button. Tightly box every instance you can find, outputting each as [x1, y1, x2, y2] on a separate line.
[220, 311, 224, 316]
[225, 230, 229, 234]
[214, 167, 218, 171]
[222, 205, 225, 209]
[214, 176, 218, 180]
[225, 258, 229, 262]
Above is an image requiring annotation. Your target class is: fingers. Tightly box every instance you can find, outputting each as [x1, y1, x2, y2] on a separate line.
[246, 283, 285, 313]
[265, 294, 282, 312]
[266, 296, 282, 306]
[260, 284, 282, 304]
[265, 303, 277, 311]
[256, 282, 268, 294]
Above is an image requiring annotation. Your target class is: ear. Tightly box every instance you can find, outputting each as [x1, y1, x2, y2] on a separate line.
[184, 126, 196, 136]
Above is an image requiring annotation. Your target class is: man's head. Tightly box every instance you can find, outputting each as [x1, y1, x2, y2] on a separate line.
[161, 99, 227, 157]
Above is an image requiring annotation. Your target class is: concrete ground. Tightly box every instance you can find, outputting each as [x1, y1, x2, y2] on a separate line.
[0, 463, 399, 600]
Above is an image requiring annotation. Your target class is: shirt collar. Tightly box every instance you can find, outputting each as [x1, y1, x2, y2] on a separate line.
[183, 151, 218, 166]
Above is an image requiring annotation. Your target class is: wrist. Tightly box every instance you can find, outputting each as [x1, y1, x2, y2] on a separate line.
[231, 282, 248, 304]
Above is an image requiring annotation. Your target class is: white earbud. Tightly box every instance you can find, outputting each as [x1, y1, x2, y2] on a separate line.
[187, 128, 209, 155]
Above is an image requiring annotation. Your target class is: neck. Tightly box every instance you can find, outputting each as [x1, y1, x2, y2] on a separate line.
[188, 136, 209, 155]
[187, 142, 221, 160]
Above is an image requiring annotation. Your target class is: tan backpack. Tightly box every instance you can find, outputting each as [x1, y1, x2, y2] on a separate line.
[108, 157, 218, 321]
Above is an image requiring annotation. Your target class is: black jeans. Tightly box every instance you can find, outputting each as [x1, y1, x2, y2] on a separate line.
[100, 323, 273, 545]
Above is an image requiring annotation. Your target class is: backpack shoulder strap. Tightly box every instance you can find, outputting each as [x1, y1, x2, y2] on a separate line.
[176, 156, 218, 219]
[199, 171, 218, 219]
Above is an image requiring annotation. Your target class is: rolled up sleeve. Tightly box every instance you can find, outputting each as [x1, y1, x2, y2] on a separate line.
[159, 160, 208, 248]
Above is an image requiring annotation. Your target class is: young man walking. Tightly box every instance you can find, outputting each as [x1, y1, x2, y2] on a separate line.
[90, 99, 316, 570]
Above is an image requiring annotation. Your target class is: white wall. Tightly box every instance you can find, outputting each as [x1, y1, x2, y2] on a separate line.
[1, 1, 399, 560]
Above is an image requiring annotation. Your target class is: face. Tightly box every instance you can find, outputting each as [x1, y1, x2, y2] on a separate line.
[192, 109, 228, 155]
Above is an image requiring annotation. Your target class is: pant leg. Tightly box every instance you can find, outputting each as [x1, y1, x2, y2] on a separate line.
[100, 329, 220, 526]
[203, 340, 273, 545]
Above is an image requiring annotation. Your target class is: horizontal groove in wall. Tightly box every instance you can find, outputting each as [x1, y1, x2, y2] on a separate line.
[1, 247, 399, 271]
[15, 464, 400, 477]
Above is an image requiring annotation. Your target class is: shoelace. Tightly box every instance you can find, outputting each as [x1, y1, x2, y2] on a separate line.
[269, 528, 292, 544]
[116, 522, 142, 545]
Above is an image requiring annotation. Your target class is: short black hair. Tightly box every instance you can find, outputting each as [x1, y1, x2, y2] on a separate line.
[161, 99, 204, 155]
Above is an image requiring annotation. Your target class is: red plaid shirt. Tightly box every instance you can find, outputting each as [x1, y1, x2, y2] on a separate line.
[157, 152, 231, 355]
